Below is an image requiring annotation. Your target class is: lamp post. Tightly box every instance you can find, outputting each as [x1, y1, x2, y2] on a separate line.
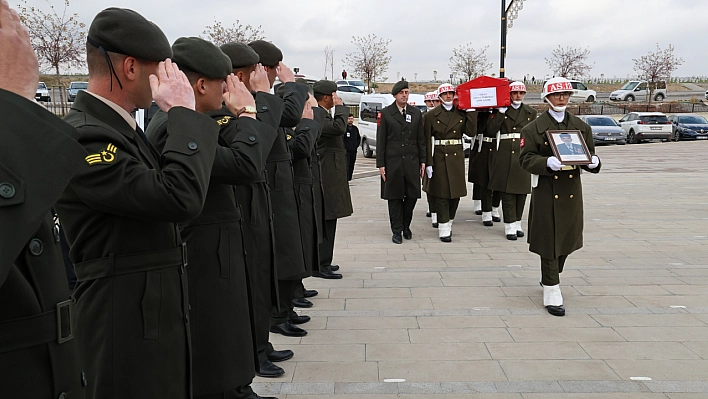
[500, 0, 525, 78]
[433, 70, 437, 82]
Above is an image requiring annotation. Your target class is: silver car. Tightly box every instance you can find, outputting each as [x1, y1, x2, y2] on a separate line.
[578, 115, 626, 145]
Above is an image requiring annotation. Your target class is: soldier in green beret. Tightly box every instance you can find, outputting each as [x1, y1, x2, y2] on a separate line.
[146, 37, 279, 399]
[54, 8, 219, 398]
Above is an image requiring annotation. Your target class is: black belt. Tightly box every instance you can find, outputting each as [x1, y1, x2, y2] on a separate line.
[73, 244, 188, 282]
[0, 299, 74, 353]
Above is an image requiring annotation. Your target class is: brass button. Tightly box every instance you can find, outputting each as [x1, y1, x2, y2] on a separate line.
[554, 195, 559, 199]
[511, 151, 515, 154]
[512, 139, 515, 142]
[513, 127, 517, 130]
[569, 174, 573, 178]
[544, 142, 548, 145]
[437, 121, 440, 124]
[504, 116, 508, 119]
[554, 175, 558, 180]
[453, 130, 456, 133]
[445, 153, 448, 156]
[454, 153, 457, 156]
[459, 119, 463, 123]
[489, 148, 492, 151]
[569, 194, 574, 199]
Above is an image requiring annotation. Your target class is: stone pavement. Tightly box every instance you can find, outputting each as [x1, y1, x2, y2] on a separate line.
[253, 140, 708, 398]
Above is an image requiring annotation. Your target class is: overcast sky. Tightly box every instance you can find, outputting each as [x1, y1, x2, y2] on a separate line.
[23, 0, 707, 82]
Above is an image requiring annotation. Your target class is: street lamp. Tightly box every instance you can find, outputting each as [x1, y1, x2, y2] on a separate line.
[433, 70, 438, 82]
[414, 73, 417, 82]
[499, 0, 525, 78]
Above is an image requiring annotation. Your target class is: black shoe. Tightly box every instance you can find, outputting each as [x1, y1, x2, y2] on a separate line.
[290, 314, 311, 325]
[432, 222, 438, 228]
[475, 210, 483, 215]
[483, 220, 493, 227]
[403, 228, 412, 240]
[546, 305, 565, 317]
[329, 264, 340, 271]
[292, 298, 313, 308]
[256, 360, 285, 378]
[426, 211, 431, 217]
[270, 321, 308, 337]
[506, 234, 517, 241]
[313, 270, 343, 279]
[440, 236, 451, 243]
[492, 216, 501, 222]
[267, 349, 294, 362]
[392, 233, 402, 244]
[303, 289, 318, 298]
[248, 395, 277, 399]
[516, 230, 525, 237]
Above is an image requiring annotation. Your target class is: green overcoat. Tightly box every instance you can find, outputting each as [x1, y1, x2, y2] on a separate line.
[487, 104, 538, 194]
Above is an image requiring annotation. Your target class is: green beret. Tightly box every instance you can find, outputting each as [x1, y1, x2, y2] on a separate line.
[219, 42, 260, 69]
[248, 40, 282, 67]
[313, 80, 338, 95]
[172, 37, 232, 79]
[391, 80, 409, 95]
[87, 8, 171, 61]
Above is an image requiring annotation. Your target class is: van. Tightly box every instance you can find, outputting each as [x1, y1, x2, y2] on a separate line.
[610, 80, 667, 102]
[358, 93, 393, 157]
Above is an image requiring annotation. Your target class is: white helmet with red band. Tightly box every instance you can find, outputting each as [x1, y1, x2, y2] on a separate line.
[509, 81, 526, 93]
[542, 77, 573, 99]
[437, 84, 455, 97]
[424, 92, 436, 101]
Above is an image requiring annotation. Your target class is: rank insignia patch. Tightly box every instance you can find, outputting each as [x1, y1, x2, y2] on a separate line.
[216, 116, 232, 126]
[86, 143, 118, 165]
[286, 134, 292, 141]
[520, 138, 525, 148]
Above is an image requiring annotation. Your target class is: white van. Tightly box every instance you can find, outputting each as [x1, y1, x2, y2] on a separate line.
[358, 93, 393, 158]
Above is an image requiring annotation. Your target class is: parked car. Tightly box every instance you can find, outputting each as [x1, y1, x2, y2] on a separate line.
[578, 115, 626, 145]
[705, 89, 708, 100]
[336, 79, 368, 93]
[541, 79, 596, 102]
[610, 80, 667, 102]
[358, 93, 393, 157]
[66, 81, 88, 102]
[668, 114, 708, 141]
[36, 82, 50, 102]
[407, 94, 427, 113]
[336, 85, 365, 105]
[617, 112, 672, 144]
[271, 73, 319, 95]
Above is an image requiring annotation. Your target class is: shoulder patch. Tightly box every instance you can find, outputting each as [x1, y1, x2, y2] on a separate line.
[520, 138, 525, 148]
[86, 143, 118, 165]
[216, 116, 232, 126]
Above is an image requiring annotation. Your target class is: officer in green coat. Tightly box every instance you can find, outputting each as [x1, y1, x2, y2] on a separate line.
[55, 8, 219, 397]
[519, 77, 601, 317]
[0, 6, 86, 395]
[487, 81, 538, 240]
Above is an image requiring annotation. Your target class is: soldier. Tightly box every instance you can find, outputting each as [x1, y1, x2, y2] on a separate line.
[0, 3, 86, 396]
[424, 83, 476, 242]
[343, 113, 361, 181]
[468, 109, 502, 226]
[146, 37, 278, 399]
[376, 80, 426, 244]
[313, 80, 352, 277]
[422, 91, 437, 222]
[519, 77, 601, 317]
[55, 8, 219, 397]
[487, 81, 538, 240]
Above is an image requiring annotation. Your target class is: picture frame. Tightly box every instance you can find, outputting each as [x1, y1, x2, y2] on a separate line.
[546, 130, 592, 165]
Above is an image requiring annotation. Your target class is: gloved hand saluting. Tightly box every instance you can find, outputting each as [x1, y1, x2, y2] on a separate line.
[546, 156, 563, 171]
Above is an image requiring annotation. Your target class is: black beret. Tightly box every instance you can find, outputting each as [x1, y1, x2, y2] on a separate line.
[391, 80, 409, 95]
[87, 8, 171, 62]
[219, 42, 260, 69]
[171, 37, 232, 80]
[248, 40, 282, 67]
[313, 80, 338, 95]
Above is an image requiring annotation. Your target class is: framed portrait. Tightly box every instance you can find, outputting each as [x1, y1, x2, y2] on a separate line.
[546, 130, 592, 165]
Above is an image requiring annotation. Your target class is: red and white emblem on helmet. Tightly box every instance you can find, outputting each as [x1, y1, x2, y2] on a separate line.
[437, 84, 455, 97]
[424, 92, 436, 101]
[509, 81, 526, 93]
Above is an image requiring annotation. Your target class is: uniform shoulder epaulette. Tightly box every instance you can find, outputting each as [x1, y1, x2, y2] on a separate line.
[216, 116, 232, 126]
[85, 143, 118, 165]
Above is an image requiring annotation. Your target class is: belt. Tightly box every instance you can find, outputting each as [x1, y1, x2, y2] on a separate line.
[499, 133, 521, 140]
[0, 300, 74, 353]
[482, 137, 495, 143]
[74, 244, 188, 282]
[434, 139, 462, 145]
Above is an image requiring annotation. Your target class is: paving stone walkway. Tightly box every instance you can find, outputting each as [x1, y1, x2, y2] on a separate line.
[253, 140, 708, 398]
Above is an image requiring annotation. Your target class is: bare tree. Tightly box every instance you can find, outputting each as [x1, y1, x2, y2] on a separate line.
[449, 43, 492, 81]
[633, 43, 684, 104]
[343, 34, 391, 93]
[18, 0, 86, 89]
[201, 18, 266, 47]
[544, 46, 594, 79]
[323, 45, 334, 80]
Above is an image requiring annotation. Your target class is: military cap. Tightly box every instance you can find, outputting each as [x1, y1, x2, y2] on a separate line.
[391, 80, 409, 95]
[248, 40, 283, 67]
[220, 42, 260, 69]
[313, 80, 338, 95]
[87, 8, 171, 61]
[172, 37, 232, 79]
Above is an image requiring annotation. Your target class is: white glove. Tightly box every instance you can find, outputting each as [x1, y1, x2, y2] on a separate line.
[425, 166, 433, 178]
[587, 155, 600, 169]
[546, 156, 563, 171]
[498, 107, 508, 113]
[465, 108, 476, 112]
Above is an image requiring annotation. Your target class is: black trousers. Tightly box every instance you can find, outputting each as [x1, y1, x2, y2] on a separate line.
[541, 255, 568, 286]
[345, 150, 357, 181]
[426, 193, 438, 213]
[481, 186, 501, 212]
[388, 197, 417, 234]
[271, 279, 298, 325]
[472, 183, 483, 200]
[195, 385, 253, 399]
[318, 218, 337, 271]
[435, 197, 460, 224]
[500, 192, 527, 223]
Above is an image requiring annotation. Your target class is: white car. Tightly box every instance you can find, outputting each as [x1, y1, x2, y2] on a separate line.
[617, 112, 672, 144]
[610, 80, 667, 102]
[568, 80, 597, 103]
[271, 73, 319, 95]
[36, 82, 50, 102]
[336, 79, 368, 93]
[336, 85, 365, 106]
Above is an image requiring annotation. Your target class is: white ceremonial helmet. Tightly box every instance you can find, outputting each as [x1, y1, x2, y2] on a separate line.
[437, 83, 455, 98]
[509, 81, 527, 93]
[541, 77, 573, 100]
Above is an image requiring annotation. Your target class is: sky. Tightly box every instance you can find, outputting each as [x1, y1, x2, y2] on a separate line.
[23, 0, 707, 82]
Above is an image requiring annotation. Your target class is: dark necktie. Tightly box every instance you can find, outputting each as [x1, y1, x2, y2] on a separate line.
[135, 125, 150, 148]
[402, 108, 405, 117]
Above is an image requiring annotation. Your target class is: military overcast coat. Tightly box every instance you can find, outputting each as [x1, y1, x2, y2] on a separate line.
[487, 104, 538, 194]
[467, 111, 496, 187]
[519, 111, 601, 259]
[424, 105, 476, 199]
[147, 109, 277, 395]
[376, 102, 426, 200]
[314, 104, 353, 219]
[0, 89, 86, 399]
[56, 91, 219, 398]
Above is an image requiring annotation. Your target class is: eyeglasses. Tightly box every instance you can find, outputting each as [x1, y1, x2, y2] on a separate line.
[550, 92, 572, 99]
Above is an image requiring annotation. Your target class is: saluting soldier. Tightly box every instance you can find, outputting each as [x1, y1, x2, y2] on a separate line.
[146, 38, 278, 399]
[519, 77, 601, 317]
[313, 80, 352, 278]
[376, 80, 426, 244]
[55, 8, 219, 397]
[424, 83, 476, 242]
[487, 81, 538, 240]
[0, 4, 86, 396]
